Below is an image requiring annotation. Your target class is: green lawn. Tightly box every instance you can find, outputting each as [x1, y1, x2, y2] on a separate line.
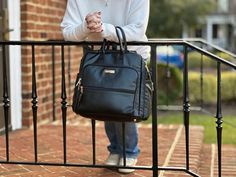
[146, 113, 236, 145]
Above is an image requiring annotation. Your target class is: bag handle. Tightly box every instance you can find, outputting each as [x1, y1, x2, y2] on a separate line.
[100, 27, 127, 54]
[115, 26, 127, 52]
[116, 26, 127, 51]
[115, 26, 127, 51]
[115, 27, 125, 53]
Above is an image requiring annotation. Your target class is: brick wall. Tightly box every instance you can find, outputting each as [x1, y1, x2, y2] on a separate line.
[20, 0, 82, 127]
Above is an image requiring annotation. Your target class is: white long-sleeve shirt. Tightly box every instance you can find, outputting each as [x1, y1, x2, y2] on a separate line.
[61, 0, 150, 58]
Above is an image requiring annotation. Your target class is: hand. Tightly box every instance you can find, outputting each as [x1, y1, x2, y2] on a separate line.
[85, 12, 103, 33]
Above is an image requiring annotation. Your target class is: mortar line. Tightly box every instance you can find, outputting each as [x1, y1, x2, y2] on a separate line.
[210, 144, 215, 177]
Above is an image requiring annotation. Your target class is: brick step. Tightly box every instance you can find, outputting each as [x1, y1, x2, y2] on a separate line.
[0, 123, 206, 177]
[158, 125, 204, 177]
[199, 144, 236, 177]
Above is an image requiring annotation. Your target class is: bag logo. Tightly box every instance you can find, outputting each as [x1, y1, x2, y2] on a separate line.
[104, 69, 116, 74]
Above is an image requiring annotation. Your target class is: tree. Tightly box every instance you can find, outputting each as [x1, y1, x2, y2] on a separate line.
[147, 0, 216, 38]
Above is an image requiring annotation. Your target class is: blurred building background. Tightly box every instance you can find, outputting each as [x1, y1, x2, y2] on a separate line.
[183, 0, 236, 52]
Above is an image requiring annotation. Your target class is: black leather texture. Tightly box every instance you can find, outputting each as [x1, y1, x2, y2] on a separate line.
[72, 27, 153, 122]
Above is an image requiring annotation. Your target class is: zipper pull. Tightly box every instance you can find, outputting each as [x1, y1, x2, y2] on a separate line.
[76, 78, 83, 94]
[76, 78, 82, 87]
[75, 78, 83, 103]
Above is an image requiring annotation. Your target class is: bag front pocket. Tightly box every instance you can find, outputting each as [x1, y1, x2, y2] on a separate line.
[79, 86, 136, 116]
[82, 65, 139, 91]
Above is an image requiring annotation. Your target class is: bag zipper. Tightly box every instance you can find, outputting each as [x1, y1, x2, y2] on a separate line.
[83, 64, 139, 78]
[82, 85, 135, 94]
[76, 78, 135, 94]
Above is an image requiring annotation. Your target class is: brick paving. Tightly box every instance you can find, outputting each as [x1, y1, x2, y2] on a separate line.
[0, 122, 235, 177]
[199, 144, 236, 177]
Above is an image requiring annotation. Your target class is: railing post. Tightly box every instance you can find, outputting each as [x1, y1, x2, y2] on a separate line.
[183, 45, 190, 170]
[67, 46, 72, 97]
[61, 44, 67, 164]
[122, 122, 126, 167]
[51, 45, 56, 121]
[216, 61, 223, 177]
[200, 44, 204, 109]
[31, 45, 38, 163]
[165, 45, 170, 106]
[91, 119, 96, 165]
[151, 45, 158, 176]
[1, 44, 10, 162]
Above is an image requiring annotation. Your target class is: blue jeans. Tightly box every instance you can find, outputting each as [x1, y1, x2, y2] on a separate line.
[104, 121, 140, 158]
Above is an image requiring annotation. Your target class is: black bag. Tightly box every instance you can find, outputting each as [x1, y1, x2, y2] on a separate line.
[72, 26, 153, 122]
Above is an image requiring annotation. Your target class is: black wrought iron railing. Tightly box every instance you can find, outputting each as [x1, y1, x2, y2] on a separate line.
[0, 40, 236, 177]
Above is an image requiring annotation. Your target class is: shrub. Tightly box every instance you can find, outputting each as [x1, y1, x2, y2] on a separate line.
[148, 61, 236, 105]
[188, 51, 216, 69]
[188, 51, 234, 70]
[215, 52, 233, 62]
[189, 72, 216, 104]
[155, 63, 182, 104]
[189, 71, 236, 104]
[221, 72, 236, 101]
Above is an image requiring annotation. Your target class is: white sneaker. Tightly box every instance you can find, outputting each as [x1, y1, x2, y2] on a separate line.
[118, 157, 137, 173]
[105, 154, 120, 166]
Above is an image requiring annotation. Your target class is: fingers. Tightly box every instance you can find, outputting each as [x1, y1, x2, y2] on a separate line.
[85, 11, 101, 24]
[87, 21, 102, 30]
[86, 16, 101, 24]
[85, 11, 103, 33]
[90, 25, 103, 33]
[88, 22, 103, 33]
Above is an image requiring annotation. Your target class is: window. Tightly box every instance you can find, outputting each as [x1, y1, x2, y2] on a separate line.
[213, 24, 218, 39]
[195, 29, 202, 38]
[218, 0, 229, 12]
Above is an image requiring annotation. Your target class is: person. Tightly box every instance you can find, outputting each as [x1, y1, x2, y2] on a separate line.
[61, 0, 150, 174]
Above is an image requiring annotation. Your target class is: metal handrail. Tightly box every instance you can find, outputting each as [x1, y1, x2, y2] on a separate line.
[187, 38, 236, 59]
[150, 38, 236, 59]
[0, 40, 236, 69]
